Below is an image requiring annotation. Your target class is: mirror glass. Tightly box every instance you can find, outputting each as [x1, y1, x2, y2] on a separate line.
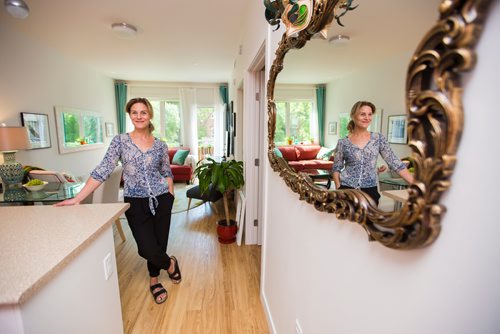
[273, 0, 440, 213]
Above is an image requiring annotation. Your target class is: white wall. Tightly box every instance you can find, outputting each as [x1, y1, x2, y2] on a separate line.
[259, 3, 500, 334]
[0, 23, 116, 178]
[325, 53, 412, 158]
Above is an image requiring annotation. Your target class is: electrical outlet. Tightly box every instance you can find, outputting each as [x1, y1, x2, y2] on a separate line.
[103, 253, 113, 280]
[295, 319, 303, 334]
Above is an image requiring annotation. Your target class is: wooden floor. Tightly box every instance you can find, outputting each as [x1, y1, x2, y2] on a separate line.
[113, 202, 269, 334]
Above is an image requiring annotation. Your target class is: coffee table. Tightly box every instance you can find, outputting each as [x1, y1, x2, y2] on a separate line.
[302, 169, 332, 189]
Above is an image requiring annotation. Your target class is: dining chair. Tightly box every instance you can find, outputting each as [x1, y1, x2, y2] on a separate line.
[91, 165, 126, 243]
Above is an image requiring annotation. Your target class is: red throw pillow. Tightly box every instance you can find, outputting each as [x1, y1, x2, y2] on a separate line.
[295, 145, 321, 160]
[278, 146, 298, 161]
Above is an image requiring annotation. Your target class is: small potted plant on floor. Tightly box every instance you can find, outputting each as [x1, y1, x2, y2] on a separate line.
[194, 158, 244, 243]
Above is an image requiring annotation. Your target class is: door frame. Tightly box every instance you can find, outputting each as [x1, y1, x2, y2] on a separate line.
[243, 42, 266, 245]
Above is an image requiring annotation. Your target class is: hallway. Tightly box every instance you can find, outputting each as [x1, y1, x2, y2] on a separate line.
[114, 202, 269, 333]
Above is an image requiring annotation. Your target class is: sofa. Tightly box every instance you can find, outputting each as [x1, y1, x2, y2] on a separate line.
[276, 144, 334, 172]
[168, 147, 196, 183]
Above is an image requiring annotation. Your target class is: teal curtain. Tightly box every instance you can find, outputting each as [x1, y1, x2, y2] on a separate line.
[219, 85, 228, 107]
[114, 82, 127, 134]
[316, 85, 326, 146]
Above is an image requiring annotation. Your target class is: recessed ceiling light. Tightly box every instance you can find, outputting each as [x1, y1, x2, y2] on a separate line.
[328, 34, 350, 46]
[111, 22, 138, 39]
[4, 0, 30, 19]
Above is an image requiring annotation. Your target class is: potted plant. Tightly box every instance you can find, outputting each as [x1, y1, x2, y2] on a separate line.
[194, 158, 244, 243]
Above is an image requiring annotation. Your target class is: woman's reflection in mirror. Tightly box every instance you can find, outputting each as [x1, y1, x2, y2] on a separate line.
[332, 101, 414, 205]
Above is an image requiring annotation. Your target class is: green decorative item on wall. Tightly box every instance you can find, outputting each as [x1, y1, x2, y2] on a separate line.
[338, 113, 349, 139]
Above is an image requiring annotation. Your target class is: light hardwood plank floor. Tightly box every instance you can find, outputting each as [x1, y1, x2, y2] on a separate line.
[114, 202, 269, 334]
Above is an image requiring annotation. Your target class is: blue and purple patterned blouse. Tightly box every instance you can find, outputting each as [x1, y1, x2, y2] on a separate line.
[332, 132, 405, 188]
[90, 133, 173, 202]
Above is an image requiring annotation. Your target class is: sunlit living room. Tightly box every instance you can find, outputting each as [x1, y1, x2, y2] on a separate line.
[1, 1, 499, 334]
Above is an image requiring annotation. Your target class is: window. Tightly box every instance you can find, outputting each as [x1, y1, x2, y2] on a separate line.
[150, 100, 181, 147]
[54, 106, 104, 154]
[127, 100, 182, 147]
[197, 107, 215, 159]
[275, 100, 314, 145]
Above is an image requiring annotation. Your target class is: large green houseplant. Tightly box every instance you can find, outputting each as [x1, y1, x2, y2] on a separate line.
[194, 158, 244, 227]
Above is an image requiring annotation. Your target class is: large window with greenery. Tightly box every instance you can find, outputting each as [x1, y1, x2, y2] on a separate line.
[274, 100, 314, 145]
[149, 100, 182, 147]
[54, 106, 104, 154]
[197, 107, 215, 159]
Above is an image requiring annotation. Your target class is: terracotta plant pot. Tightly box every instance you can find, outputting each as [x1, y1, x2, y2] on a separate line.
[217, 219, 237, 244]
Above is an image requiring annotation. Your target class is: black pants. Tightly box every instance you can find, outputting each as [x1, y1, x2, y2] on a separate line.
[124, 192, 174, 277]
[339, 185, 380, 206]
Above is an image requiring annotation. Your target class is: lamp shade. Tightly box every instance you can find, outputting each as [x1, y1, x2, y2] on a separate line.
[0, 126, 31, 151]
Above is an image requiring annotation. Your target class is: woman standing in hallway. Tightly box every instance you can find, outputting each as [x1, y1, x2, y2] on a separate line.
[332, 100, 414, 205]
[56, 97, 181, 304]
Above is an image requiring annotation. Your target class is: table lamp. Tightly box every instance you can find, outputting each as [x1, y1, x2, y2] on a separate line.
[0, 126, 31, 188]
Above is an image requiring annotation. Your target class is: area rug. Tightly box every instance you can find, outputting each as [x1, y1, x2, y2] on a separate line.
[172, 183, 204, 214]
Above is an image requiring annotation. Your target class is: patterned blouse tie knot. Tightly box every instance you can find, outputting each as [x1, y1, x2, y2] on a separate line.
[148, 192, 159, 216]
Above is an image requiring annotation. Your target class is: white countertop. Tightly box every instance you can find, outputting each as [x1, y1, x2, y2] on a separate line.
[0, 203, 129, 306]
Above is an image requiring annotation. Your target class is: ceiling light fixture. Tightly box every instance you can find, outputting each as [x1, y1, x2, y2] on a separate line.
[4, 0, 30, 19]
[111, 22, 138, 39]
[328, 34, 350, 46]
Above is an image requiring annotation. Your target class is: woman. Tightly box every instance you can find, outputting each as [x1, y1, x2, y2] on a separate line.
[332, 101, 414, 205]
[56, 97, 181, 304]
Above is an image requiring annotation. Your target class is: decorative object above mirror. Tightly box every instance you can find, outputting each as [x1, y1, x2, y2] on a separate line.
[266, 0, 491, 249]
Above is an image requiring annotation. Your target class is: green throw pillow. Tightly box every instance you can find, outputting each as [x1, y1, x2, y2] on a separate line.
[273, 148, 283, 158]
[172, 149, 190, 165]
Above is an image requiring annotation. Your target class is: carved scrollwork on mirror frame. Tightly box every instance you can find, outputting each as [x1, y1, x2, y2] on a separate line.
[266, 0, 492, 250]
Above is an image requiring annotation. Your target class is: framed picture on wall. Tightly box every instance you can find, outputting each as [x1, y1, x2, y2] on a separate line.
[328, 121, 337, 135]
[387, 115, 408, 144]
[20, 112, 51, 149]
[369, 108, 383, 133]
[105, 122, 115, 137]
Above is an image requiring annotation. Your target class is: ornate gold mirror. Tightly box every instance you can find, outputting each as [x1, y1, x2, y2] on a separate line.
[265, 0, 491, 249]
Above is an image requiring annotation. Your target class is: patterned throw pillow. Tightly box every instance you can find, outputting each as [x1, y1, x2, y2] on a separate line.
[172, 149, 190, 165]
[316, 147, 334, 161]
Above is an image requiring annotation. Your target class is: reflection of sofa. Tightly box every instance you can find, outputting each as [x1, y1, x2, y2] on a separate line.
[277, 144, 334, 172]
[168, 148, 196, 184]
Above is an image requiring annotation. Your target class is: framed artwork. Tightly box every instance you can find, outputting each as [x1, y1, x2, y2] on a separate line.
[20, 112, 51, 149]
[235, 190, 246, 246]
[387, 115, 408, 144]
[105, 122, 115, 137]
[328, 121, 337, 135]
[369, 108, 383, 133]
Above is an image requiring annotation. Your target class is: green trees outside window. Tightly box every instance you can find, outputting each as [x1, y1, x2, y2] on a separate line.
[275, 100, 313, 145]
[62, 111, 103, 146]
[149, 100, 181, 147]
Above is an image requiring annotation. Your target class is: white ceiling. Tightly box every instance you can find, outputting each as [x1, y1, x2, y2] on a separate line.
[0, 0, 442, 84]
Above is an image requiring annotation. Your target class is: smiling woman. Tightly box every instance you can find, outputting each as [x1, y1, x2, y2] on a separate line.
[266, 0, 492, 249]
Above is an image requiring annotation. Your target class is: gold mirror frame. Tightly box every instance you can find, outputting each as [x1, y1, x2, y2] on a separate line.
[267, 0, 491, 249]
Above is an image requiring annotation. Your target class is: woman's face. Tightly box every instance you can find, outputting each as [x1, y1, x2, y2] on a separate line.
[129, 102, 151, 130]
[353, 105, 373, 130]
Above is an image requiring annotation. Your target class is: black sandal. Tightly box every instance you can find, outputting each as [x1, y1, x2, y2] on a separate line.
[149, 283, 168, 304]
[168, 256, 182, 284]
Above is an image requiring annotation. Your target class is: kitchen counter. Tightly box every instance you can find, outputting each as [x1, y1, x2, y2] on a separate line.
[0, 203, 129, 306]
